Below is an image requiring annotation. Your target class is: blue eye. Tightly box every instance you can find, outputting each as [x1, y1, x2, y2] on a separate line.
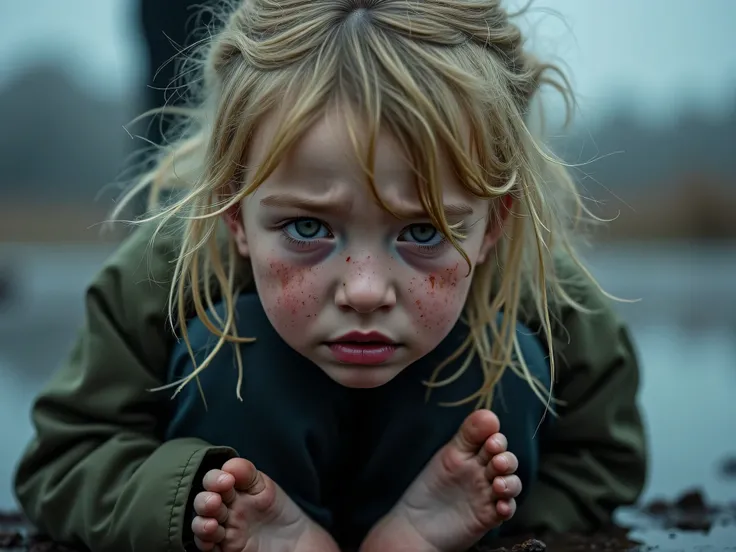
[283, 218, 331, 240]
[399, 224, 444, 246]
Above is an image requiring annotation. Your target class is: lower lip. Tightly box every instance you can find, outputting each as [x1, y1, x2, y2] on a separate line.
[327, 343, 398, 365]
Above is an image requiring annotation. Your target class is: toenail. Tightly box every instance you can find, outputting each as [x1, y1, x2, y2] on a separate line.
[497, 477, 507, 491]
[498, 456, 508, 469]
[217, 475, 229, 484]
[493, 436, 505, 449]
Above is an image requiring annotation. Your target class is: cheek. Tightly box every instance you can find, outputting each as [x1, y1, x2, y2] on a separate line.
[407, 262, 468, 333]
[253, 253, 323, 332]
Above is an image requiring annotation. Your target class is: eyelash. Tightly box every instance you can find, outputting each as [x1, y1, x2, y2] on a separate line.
[277, 219, 456, 252]
[281, 232, 318, 249]
[410, 235, 447, 253]
[397, 223, 459, 254]
[278, 218, 333, 249]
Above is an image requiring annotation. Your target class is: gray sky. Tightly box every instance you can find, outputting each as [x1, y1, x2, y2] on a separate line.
[0, 0, 734, 122]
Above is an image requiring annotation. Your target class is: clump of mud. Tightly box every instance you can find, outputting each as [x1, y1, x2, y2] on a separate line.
[474, 487, 736, 552]
[642, 488, 736, 533]
[473, 526, 642, 552]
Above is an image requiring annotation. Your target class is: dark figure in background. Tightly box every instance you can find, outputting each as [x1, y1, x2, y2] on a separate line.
[137, 0, 213, 146]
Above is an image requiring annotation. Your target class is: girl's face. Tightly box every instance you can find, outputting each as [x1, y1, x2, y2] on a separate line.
[225, 109, 506, 389]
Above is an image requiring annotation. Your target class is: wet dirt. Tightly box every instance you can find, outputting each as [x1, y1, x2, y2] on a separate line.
[3, 487, 736, 552]
[1, 487, 735, 551]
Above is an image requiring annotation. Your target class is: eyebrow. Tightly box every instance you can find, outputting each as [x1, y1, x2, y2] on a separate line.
[259, 193, 351, 214]
[392, 202, 474, 219]
[259, 193, 473, 219]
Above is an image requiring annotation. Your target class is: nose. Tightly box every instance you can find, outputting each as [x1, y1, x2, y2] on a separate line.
[335, 264, 397, 314]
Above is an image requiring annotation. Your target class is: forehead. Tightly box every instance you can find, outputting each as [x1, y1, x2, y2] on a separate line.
[245, 107, 484, 216]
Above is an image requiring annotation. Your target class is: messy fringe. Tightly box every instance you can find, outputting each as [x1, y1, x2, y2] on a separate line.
[112, 0, 622, 415]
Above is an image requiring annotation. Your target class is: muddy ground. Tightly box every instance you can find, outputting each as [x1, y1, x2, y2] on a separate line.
[1, 483, 735, 552]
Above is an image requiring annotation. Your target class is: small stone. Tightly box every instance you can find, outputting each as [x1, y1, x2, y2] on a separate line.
[511, 538, 546, 552]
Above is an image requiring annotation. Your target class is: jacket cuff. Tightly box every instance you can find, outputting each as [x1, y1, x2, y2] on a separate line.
[180, 447, 239, 550]
[165, 443, 238, 551]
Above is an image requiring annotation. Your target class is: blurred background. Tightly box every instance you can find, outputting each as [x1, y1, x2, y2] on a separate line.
[0, 0, 735, 528]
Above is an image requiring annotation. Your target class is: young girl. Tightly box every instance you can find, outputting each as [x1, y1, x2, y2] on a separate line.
[13, 1, 647, 551]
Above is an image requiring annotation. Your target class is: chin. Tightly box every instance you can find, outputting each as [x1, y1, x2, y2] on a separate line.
[320, 363, 405, 389]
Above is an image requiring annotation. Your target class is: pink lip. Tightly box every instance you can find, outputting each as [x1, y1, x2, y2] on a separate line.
[327, 331, 399, 365]
[332, 331, 395, 344]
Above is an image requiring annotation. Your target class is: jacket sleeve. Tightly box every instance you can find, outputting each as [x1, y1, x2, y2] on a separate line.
[509, 261, 648, 533]
[13, 224, 236, 552]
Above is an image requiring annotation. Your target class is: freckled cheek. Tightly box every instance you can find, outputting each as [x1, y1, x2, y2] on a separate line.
[407, 264, 468, 334]
[253, 258, 324, 332]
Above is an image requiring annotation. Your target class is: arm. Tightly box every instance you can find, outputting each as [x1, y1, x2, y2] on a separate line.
[13, 223, 236, 552]
[509, 261, 648, 533]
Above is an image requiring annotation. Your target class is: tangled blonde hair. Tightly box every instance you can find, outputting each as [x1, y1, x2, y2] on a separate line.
[116, 0, 607, 411]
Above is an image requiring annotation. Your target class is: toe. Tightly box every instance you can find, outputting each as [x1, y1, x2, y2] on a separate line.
[202, 469, 237, 505]
[489, 451, 518, 476]
[492, 475, 522, 499]
[222, 457, 264, 495]
[202, 470, 235, 493]
[191, 516, 225, 543]
[496, 498, 517, 520]
[479, 434, 509, 466]
[454, 409, 501, 454]
[485, 451, 517, 479]
[194, 492, 229, 523]
[194, 536, 217, 551]
[485, 433, 508, 456]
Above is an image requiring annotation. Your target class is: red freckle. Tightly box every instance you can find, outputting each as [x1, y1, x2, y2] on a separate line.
[415, 299, 421, 306]
[429, 275, 436, 288]
[346, 256, 351, 262]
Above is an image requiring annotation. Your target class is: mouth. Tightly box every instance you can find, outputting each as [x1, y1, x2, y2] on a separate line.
[325, 331, 400, 365]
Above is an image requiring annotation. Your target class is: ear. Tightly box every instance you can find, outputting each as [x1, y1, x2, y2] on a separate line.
[476, 194, 513, 265]
[222, 198, 249, 258]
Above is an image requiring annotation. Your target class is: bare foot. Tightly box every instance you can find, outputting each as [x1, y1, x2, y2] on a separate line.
[359, 409, 521, 552]
[191, 458, 340, 552]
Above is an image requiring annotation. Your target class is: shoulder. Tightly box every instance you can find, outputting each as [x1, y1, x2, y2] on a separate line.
[79, 219, 186, 375]
[102, 219, 181, 282]
[518, 250, 634, 381]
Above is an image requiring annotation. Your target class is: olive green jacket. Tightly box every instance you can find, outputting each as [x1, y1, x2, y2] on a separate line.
[13, 223, 647, 551]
